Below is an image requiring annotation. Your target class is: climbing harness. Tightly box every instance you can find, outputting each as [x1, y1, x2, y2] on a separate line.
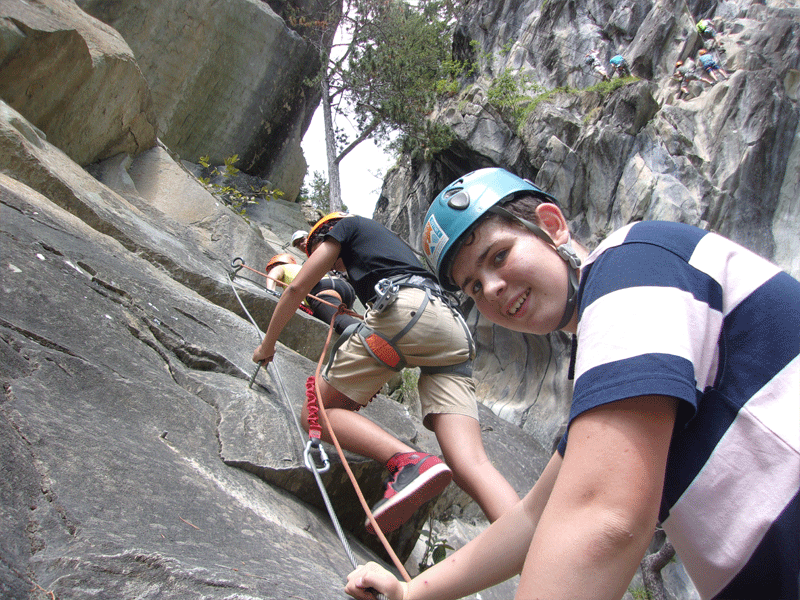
[227, 263, 410, 595]
[322, 274, 475, 380]
[372, 278, 401, 314]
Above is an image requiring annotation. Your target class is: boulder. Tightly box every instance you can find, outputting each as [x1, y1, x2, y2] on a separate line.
[76, 0, 330, 194]
[0, 0, 157, 165]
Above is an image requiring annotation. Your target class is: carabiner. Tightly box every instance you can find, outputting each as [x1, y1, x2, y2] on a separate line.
[304, 439, 330, 473]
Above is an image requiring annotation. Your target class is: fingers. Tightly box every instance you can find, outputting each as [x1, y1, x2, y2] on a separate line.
[251, 349, 274, 365]
[344, 563, 406, 600]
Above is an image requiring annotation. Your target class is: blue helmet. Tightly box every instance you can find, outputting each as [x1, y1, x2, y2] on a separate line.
[422, 168, 558, 291]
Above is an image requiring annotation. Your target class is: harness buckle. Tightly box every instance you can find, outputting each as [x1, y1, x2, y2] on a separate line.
[371, 278, 400, 314]
[304, 438, 330, 473]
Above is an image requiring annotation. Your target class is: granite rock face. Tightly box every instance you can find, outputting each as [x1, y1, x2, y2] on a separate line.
[75, 0, 335, 198]
[376, 0, 800, 454]
[0, 0, 157, 165]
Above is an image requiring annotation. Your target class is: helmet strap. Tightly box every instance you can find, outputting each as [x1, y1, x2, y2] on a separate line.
[487, 205, 553, 246]
[555, 260, 580, 330]
[554, 236, 581, 330]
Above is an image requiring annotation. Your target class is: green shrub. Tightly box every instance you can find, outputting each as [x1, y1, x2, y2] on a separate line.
[486, 67, 545, 129]
[198, 155, 284, 219]
[418, 516, 454, 572]
[629, 586, 653, 600]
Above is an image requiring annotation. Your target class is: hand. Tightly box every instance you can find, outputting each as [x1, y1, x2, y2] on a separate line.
[345, 562, 408, 600]
[252, 342, 275, 366]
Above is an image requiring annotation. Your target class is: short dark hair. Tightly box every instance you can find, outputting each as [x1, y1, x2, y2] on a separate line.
[501, 193, 554, 223]
[307, 221, 337, 253]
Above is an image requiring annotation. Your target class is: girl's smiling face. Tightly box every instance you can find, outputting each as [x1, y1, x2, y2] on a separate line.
[450, 204, 576, 334]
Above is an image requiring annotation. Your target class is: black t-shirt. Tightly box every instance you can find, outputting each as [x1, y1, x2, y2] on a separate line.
[324, 216, 434, 304]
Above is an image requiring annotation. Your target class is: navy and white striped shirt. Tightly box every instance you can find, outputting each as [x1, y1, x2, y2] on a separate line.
[560, 221, 799, 599]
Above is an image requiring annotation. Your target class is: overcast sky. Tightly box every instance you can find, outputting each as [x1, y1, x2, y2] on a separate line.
[301, 107, 396, 218]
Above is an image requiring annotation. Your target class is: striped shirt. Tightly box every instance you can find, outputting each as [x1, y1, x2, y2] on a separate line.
[561, 221, 799, 599]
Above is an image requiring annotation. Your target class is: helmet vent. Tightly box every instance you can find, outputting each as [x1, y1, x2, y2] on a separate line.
[446, 190, 470, 210]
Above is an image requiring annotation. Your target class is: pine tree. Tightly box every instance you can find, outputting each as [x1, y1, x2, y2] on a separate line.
[308, 0, 463, 211]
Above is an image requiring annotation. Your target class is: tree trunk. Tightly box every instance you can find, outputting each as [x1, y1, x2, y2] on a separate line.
[320, 72, 342, 212]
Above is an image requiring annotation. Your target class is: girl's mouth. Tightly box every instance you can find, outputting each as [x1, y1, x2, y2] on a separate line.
[508, 289, 530, 315]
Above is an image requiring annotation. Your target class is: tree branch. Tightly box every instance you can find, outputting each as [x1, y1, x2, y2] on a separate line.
[641, 533, 676, 600]
[335, 119, 381, 164]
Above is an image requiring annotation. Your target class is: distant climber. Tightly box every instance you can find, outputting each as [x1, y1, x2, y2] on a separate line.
[584, 49, 610, 81]
[697, 17, 726, 56]
[290, 230, 307, 252]
[264, 253, 299, 294]
[264, 251, 359, 334]
[696, 19, 717, 42]
[673, 59, 704, 99]
[698, 48, 728, 82]
[609, 54, 631, 78]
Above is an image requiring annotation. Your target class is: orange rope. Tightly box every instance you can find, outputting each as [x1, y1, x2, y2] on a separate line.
[238, 258, 409, 579]
[312, 305, 412, 583]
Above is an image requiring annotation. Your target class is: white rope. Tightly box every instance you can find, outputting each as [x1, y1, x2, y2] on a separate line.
[227, 270, 388, 599]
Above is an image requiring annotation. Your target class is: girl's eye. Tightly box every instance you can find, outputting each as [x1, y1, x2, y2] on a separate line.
[471, 280, 483, 295]
[493, 249, 508, 265]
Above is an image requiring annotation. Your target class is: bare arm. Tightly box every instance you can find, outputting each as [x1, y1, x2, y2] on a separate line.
[265, 265, 284, 291]
[252, 239, 340, 364]
[515, 394, 677, 600]
[346, 450, 563, 600]
[346, 394, 677, 600]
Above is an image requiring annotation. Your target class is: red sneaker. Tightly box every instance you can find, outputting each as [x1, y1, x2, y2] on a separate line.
[365, 452, 452, 535]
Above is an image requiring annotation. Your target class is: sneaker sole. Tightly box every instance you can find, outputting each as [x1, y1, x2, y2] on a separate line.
[365, 463, 452, 535]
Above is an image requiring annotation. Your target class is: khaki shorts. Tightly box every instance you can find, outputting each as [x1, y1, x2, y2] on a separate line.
[323, 287, 478, 428]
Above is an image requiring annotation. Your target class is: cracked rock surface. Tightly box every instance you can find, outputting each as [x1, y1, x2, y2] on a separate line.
[0, 93, 546, 598]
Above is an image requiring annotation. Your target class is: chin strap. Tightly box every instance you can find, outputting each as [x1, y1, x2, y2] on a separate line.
[554, 237, 581, 330]
[489, 206, 582, 331]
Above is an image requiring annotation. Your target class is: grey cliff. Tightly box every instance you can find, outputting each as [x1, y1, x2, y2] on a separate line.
[2, 0, 798, 598]
[0, 2, 544, 598]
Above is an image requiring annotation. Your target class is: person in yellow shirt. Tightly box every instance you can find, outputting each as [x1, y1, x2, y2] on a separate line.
[264, 252, 359, 334]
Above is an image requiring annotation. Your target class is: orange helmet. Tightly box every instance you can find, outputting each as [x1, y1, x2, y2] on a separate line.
[265, 253, 297, 271]
[306, 212, 348, 256]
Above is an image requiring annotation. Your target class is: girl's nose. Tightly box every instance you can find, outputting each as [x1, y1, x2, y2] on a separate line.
[483, 272, 505, 299]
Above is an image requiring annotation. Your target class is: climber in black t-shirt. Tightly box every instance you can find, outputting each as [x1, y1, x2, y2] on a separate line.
[253, 212, 519, 535]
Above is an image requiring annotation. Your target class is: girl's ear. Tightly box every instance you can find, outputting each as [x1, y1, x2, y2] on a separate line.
[535, 203, 571, 245]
